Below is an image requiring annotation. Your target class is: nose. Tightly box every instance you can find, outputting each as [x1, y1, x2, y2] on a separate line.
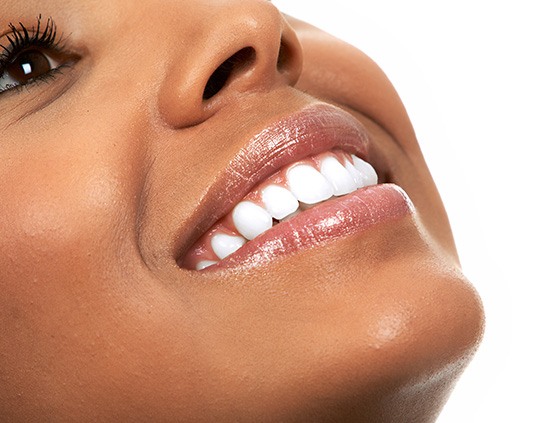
[158, 0, 303, 128]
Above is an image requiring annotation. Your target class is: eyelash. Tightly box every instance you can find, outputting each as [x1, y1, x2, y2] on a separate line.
[0, 15, 70, 95]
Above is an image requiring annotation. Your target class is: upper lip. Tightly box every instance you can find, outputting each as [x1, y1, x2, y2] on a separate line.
[174, 102, 382, 264]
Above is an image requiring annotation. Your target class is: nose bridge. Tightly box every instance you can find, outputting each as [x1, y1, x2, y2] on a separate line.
[158, 0, 303, 128]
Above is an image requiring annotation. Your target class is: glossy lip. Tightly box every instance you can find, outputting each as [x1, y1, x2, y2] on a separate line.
[209, 184, 414, 270]
[174, 102, 389, 266]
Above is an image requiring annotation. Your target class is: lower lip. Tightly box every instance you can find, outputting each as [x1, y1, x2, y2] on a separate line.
[206, 184, 414, 270]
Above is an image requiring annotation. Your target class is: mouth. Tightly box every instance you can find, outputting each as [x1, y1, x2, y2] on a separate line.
[177, 103, 413, 271]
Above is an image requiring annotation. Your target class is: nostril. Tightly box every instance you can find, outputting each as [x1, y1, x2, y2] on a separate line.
[277, 39, 290, 72]
[203, 47, 256, 101]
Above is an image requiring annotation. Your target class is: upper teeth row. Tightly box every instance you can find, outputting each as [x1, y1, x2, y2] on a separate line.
[192, 151, 378, 270]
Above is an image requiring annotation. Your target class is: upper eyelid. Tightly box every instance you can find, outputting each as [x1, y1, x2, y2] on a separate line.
[0, 16, 81, 109]
[0, 16, 80, 80]
[1, 15, 90, 65]
[0, 16, 62, 61]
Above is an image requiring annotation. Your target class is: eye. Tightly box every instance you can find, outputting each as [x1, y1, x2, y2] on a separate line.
[0, 48, 62, 92]
[0, 17, 77, 96]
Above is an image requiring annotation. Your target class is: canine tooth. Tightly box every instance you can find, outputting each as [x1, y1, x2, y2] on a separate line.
[195, 260, 218, 270]
[232, 201, 273, 240]
[287, 164, 333, 205]
[320, 156, 357, 196]
[352, 155, 378, 186]
[261, 185, 299, 220]
[211, 233, 246, 260]
[345, 159, 366, 188]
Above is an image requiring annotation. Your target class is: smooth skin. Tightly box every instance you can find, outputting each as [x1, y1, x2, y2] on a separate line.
[0, 1, 484, 421]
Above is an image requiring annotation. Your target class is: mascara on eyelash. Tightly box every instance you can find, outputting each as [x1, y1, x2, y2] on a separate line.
[0, 15, 77, 96]
[0, 15, 60, 65]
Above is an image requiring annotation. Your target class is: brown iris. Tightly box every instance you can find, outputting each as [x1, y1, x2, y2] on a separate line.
[5, 49, 53, 84]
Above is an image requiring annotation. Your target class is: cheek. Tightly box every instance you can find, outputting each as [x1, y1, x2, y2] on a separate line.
[0, 148, 126, 370]
[0, 119, 145, 327]
[0, 156, 124, 274]
[0, 103, 148, 279]
[0, 127, 156, 418]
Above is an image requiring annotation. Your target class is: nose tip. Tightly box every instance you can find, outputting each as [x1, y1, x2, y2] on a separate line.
[158, 1, 303, 128]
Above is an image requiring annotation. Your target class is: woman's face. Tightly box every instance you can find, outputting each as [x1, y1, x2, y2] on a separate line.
[0, 1, 483, 421]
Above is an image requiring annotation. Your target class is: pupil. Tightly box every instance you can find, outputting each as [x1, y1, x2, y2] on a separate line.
[9, 50, 51, 82]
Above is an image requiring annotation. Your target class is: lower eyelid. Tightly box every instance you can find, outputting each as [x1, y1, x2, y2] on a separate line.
[0, 62, 68, 96]
[0, 59, 82, 123]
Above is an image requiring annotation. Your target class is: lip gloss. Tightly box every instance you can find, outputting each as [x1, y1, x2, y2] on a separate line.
[202, 184, 413, 270]
[175, 103, 394, 268]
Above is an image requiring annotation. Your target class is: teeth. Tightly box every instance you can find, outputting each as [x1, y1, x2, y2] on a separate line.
[232, 201, 273, 240]
[287, 164, 334, 205]
[188, 151, 381, 270]
[211, 233, 247, 260]
[344, 158, 365, 188]
[320, 156, 357, 196]
[261, 185, 300, 220]
[352, 155, 378, 186]
[195, 260, 218, 271]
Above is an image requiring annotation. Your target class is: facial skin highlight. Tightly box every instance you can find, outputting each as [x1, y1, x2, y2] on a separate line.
[0, 1, 484, 422]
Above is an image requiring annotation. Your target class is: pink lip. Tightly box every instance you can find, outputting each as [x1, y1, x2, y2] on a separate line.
[210, 184, 413, 270]
[175, 103, 390, 265]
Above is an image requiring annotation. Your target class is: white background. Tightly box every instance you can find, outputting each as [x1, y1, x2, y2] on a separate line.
[274, 1, 539, 421]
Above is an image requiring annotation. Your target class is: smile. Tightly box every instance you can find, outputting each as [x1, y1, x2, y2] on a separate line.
[178, 104, 413, 271]
[183, 149, 378, 270]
